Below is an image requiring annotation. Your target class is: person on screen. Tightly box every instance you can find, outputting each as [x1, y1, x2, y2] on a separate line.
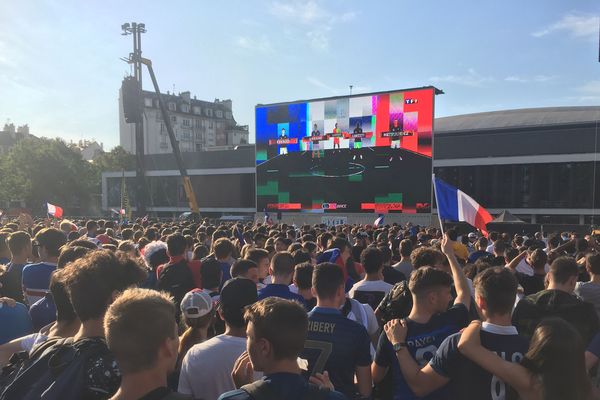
[332, 122, 341, 151]
[352, 122, 363, 160]
[311, 123, 321, 159]
[387, 119, 403, 162]
[279, 127, 288, 155]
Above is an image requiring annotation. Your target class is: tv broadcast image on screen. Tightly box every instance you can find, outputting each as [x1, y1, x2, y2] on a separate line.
[256, 87, 436, 214]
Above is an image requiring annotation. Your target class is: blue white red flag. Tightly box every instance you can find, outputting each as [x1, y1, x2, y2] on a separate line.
[433, 176, 493, 236]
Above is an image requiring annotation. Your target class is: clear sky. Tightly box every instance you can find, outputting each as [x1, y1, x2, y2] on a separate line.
[1, 0, 599, 149]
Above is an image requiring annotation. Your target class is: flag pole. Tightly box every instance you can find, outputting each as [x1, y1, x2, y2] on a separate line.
[431, 174, 445, 236]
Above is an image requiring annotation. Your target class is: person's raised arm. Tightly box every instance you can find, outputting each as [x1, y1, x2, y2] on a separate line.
[441, 234, 470, 309]
[506, 250, 528, 273]
[383, 319, 449, 397]
[457, 321, 532, 395]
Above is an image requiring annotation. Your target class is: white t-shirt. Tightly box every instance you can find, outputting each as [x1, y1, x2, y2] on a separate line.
[348, 280, 393, 298]
[20, 322, 52, 352]
[178, 334, 262, 400]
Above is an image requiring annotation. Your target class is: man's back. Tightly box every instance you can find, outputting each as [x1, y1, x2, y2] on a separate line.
[179, 334, 259, 400]
[429, 325, 529, 400]
[301, 307, 371, 398]
[257, 284, 305, 305]
[0, 302, 32, 344]
[21, 262, 56, 305]
[513, 288, 600, 344]
[350, 280, 393, 311]
[392, 260, 413, 280]
[374, 304, 469, 400]
[218, 373, 346, 400]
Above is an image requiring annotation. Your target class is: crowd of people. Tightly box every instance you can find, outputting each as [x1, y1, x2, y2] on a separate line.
[0, 215, 599, 399]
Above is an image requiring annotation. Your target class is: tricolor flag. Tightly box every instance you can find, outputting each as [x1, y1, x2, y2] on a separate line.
[111, 208, 126, 215]
[433, 176, 493, 236]
[141, 215, 149, 224]
[47, 203, 63, 219]
[374, 214, 384, 227]
[234, 226, 245, 245]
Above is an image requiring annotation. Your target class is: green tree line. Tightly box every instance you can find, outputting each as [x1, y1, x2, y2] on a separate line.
[0, 137, 134, 215]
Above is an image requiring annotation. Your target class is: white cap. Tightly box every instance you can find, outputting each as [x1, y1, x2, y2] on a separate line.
[180, 289, 213, 319]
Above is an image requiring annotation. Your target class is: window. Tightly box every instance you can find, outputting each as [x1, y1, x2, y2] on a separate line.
[183, 119, 191, 127]
[225, 112, 232, 119]
[168, 102, 176, 111]
[216, 110, 223, 118]
[160, 123, 166, 135]
[196, 143, 202, 151]
[195, 132, 201, 141]
[171, 115, 177, 123]
[194, 119, 201, 128]
[205, 108, 213, 117]
[183, 131, 191, 140]
[144, 98, 153, 107]
[181, 104, 190, 113]
[193, 106, 201, 115]
[209, 121, 213, 129]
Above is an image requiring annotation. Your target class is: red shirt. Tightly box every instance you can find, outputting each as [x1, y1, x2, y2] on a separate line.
[156, 255, 202, 288]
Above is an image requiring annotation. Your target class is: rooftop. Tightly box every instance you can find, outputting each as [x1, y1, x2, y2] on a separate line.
[435, 106, 600, 133]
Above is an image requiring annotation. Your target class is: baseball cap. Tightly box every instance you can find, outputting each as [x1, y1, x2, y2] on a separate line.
[181, 289, 213, 319]
[219, 277, 257, 311]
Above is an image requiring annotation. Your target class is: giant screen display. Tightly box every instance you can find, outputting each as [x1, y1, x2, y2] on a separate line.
[256, 87, 435, 214]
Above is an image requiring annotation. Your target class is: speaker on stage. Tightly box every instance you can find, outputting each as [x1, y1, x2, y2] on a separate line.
[121, 76, 143, 123]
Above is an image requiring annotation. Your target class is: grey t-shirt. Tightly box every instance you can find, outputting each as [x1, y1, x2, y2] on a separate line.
[575, 281, 600, 320]
[392, 260, 413, 279]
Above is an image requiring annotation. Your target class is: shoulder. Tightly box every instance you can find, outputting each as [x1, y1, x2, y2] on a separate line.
[217, 389, 251, 400]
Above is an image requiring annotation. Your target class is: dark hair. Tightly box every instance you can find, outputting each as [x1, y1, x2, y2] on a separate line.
[57, 246, 91, 269]
[7, 231, 31, 255]
[408, 266, 452, 297]
[246, 248, 269, 265]
[329, 237, 350, 253]
[244, 298, 308, 360]
[530, 249, 548, 270]
[550, 257, 578, 284]
[473, 267, 517, 315]
[293, 262, 314, 290]
[291, 249, 311, 265]
[313, 262, 344, 299]
[446, 228, 458, 241]
[35, 228, 67, 257]
[493, 240, 507, 255]
[410, 247, 444, 269]
[201, 259, 222, 289]
[504, 247, 519, 263]
[377, 245, 392, 264]
[230, 259, 258, 278]
[214, 238, 234, 259]
[521, 318, 592, 400]
[399, 239, 413, 257]
[50, 269, 77, 322]
[360, 247, 383, 274]
[586, 254, 600, 275]
[271, 252, 294, 277]
[62, 250, 147, 321]
[166, 233, 186, 257]
[192, 245, 209, 260]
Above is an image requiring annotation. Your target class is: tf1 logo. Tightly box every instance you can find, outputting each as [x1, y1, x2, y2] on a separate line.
[322, 203, 347, 209]
[405, 98, 418, 104]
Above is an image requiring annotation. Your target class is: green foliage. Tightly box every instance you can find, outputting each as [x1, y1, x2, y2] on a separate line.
[0, 138, 134, 214]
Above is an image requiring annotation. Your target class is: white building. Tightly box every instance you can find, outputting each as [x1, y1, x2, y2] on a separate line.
[71, 139, 104, 161]
[119, 90, 249, 154]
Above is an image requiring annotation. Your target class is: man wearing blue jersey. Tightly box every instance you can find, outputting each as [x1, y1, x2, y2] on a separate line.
[384, 267, 529, 400]
[371, 235, 471, 400]
[300, 262, 372, 399]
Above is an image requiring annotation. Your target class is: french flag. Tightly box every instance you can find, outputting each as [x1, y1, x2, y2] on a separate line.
[47, 203, 63, 219]
[374, 214, 384, 227]
[111, 208, 126, 215]
[264, 212, 273, 226]
[433, 176, 492, 235]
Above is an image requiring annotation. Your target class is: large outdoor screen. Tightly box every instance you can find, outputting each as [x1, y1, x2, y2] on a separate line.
[256, 87, 436, 214]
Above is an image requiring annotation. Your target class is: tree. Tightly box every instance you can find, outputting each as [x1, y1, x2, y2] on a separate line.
[0, 137, 98, 214]
[92, 145, 135, 172]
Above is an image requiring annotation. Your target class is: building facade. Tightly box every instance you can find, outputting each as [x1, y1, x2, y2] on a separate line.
[119, 90, 249, 154]
[433, 106, 600, 224]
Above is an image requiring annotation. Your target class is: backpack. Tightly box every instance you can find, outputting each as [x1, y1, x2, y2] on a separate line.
[157, 259, 195, 312]
[0, 337, 62, 390]
[376, 280, 413, 323]
[0, 337, 111, 400]
[242, 379, 331, 400]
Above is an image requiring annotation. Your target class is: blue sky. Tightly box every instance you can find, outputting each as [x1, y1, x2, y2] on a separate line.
[1, 0, 599, 149]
